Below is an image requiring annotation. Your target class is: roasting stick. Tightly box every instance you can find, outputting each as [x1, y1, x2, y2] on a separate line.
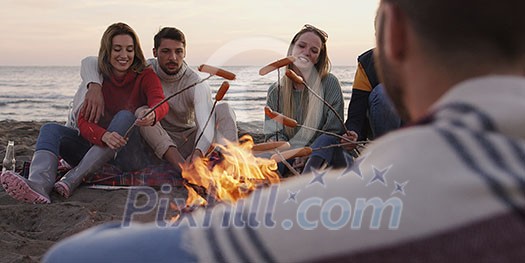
[122, 64, 236, 138]
[272, 150, 300, 177]
[285, 69, 349, 134]
[259, 56, 296, 142]
[310, 140, 368, 152]
[253, 140, 312, 177]
[123, 76, 210, 138]
[251, 140, 304, 177]
[270, 147, 313, 177]
[251, 141, 298, 176]
[264, 106, 353, 144]
[251, 141, 290, 155]
[270, 147, 313, 162]
[114, 65, 235, 159]
[193, 81, 231, 150]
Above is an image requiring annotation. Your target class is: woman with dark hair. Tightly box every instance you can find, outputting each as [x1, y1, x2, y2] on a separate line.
[264, 24, 345, 175]
[0, 22, 169, 203]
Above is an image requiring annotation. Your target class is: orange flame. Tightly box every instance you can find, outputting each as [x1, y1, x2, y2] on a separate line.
[184, 184, 207, 207]
[181, 135, 280, 205]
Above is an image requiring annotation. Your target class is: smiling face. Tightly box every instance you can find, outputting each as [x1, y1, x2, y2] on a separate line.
[153, 38, 186, 75]
[110, 34, 135, 77]
[291, 31, 323, 71]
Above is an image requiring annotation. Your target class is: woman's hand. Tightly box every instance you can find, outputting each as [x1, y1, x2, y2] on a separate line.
[102, 131, 127, 150]
[135, 108, 156, 127]
[340, 130, 358, 151]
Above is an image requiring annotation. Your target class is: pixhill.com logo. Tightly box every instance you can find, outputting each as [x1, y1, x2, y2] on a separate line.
[122, 151, 407, 230]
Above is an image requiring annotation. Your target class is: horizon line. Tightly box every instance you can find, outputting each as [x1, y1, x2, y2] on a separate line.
[0, 64, 357, 68]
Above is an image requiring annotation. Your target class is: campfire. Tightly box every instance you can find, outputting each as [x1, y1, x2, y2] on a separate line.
[180, 134, 280, 208]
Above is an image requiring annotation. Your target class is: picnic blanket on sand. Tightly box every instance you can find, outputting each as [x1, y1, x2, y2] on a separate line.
[19, 161, 185, 187]
[83, 163, 185, 187]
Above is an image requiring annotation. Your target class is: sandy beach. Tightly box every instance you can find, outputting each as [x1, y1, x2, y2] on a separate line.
[0, 120, 265, 263]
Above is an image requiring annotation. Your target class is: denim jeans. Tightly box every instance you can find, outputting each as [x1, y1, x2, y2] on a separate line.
[368, 84, 402, 139]
[302, 134, 353, 173]
[35, 110, 160, 171]
[43, 222, 196, 263]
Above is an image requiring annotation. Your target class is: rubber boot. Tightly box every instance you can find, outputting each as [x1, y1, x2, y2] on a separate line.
[54, 146, 114, 198]
[0, 150, 58, 204]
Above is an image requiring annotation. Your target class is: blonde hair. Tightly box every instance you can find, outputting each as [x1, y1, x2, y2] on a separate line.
[281, 25, 331, 143]
[98, 22, 147, 78]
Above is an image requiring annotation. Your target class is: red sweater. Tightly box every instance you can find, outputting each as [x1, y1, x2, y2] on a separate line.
[78, 67, 169, 146]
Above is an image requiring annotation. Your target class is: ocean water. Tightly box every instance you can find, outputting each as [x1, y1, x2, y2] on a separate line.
[0, 66, 355, 127]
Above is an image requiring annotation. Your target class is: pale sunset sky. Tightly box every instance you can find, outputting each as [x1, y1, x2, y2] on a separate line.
[0, 0, 379, 67]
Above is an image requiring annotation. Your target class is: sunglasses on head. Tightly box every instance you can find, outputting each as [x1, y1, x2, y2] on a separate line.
[302, 24, 328, 41]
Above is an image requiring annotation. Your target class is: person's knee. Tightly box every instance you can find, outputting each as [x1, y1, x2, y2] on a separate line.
[107, 110, 136, 135]
[215, 102, 237, 121]
[369, 84, 387, 104]
[112, 111, 136, 129]
[311, 134, 339, 148]
[36, 123, 67, 154]
[40, 123, 63, 135]
[114, 110, 135, 121]
[215, 102, 238, 143]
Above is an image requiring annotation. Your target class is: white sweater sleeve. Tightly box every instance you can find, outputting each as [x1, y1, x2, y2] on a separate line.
[80, 56, 103, 85]
[193, 81, 215, 153]
[80, 56, 104, 85]
[65, 56, 103, 128]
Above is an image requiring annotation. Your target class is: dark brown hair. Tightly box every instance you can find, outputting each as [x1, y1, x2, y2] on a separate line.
[154, 27, 186, 49]
[382, 0, 525, 64]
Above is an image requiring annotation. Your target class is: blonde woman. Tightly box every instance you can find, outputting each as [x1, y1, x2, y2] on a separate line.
[264, 24, 345, 176]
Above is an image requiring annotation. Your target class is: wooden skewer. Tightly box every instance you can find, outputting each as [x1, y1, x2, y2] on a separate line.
[285, 69, 348, 134]
[194, 81, 231, 149]
[272, 149, 300, 177]
[270, 147, 312, 162]
[123, 64, 234, 138]
[123, 75, 213, 138]
[252, 141, 290, 153]
[116, 65, 234, 159]
[310, 141, 368, 152]
[264, 106, 353, 143]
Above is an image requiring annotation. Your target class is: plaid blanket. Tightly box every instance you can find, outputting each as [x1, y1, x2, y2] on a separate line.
[21, 160, 185, 187]
[84, 163, 184, 186]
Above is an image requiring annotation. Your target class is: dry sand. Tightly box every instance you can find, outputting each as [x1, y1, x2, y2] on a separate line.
[0, 120, 264, 263]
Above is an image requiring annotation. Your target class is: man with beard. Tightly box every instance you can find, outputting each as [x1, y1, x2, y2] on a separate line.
[45, 1, 525, 262]
[74, 27, 238, 171]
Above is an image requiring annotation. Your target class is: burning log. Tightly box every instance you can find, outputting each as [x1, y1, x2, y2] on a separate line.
[179, 135, 280, 210]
